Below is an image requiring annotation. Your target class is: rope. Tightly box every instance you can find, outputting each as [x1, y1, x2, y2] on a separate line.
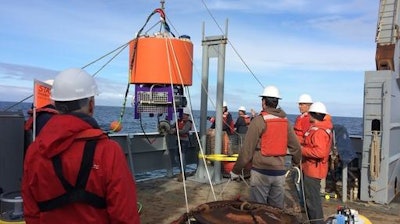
[370, 130, 380, 181]
[199, 0, 264, 89]
[2, 94, 33, 111]
[137, 201, 143, 214]
[3, 41, 130, 112]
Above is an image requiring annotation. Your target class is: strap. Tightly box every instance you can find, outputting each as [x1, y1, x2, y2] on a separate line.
[52, 155, 73, 191]
[38, 140, 106, 212]
[76, 140, 96, 188]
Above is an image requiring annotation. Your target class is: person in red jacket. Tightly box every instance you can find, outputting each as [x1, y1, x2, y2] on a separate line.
[22, 68, 140, 224]
[230, 86, 301, 209]
[301, 102, 333, 224]
[294, 93, 313, 144]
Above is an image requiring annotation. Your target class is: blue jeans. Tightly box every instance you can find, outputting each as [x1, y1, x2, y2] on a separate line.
[175, 140, 189, 173]
[249, 170, 286, 209]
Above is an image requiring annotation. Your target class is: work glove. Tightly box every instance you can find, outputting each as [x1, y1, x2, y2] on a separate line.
[230, 171, 240, 180]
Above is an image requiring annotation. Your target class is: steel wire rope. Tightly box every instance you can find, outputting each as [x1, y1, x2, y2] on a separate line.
[164, 37, 192, 218]
[166, 16, 222, 112]
[199, 0, 264, 89]
[165, 8, 252, 147]
[168, 12, 246, 204]
[2, 41, 129, 112]
[175, 2, 307, 220]
[165, 33, 237, 218]
[128, 7, 171, 143]
[164, 19, 220, 213]
[88, 42, 131, 133]
[165, 14, 219, 187]
[166, 37, 219, 204]
[81, 41, 130, 74]
[166, 16, 242, 157]
[164, 17, 217, 116]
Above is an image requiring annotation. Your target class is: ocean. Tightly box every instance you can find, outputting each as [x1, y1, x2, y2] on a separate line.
[1, 101, 363, 180]
[0, 101, 363, 136]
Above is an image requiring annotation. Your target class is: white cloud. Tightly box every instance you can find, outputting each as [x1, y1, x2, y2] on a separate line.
[0, 0, 380, 117]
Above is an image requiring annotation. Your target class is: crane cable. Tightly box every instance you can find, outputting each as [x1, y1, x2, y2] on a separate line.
[165, 24, 218, 218]
[199, 0, 264, 89]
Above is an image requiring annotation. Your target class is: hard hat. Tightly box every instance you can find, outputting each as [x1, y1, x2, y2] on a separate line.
[259, 85, 281, 99]
[298, 94, 313, 103]
[183, 107, 191, 115]
[51, 68, 99, 101]
[238, 106, 246, 111]
[309, 102, 327, 114]
[223, 101, 227, 107]
[44, 79, 54, 86]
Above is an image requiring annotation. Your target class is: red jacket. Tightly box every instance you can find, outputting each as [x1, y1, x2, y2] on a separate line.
[294, 112, 311, 144]
[22, 113, 140, 224]
[301, 118, 333, 179]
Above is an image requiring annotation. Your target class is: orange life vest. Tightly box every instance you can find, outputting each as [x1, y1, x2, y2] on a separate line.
[223, 111, 235, 134]
[178, 119, 192, 138]
[24, 107, 58, 131]
[260, 111, 288, 156]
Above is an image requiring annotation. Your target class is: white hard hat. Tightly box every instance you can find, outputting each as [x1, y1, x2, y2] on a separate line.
[309, 102, 327, 114]
[223, 101, 227, 107]
[183, 107, 191, 115]
[298, 94, 313, 103]
[238, 106, 246, 111]
[51, 68, 99, 101]
[259, 85, 281, 99]
[44, 79, 54, 86]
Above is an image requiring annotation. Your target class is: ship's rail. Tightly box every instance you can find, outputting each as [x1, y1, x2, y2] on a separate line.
[109, 132, 364, 189]
[109, 132, 199, 179]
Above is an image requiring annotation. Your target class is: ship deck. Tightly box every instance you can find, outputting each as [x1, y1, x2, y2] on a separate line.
[136, 176, 400, 224]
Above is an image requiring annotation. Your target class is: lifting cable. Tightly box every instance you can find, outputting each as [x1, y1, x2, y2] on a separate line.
[199, 0, 264, 89]
[165, 34, 218, 216]
[127, 7, 176, 142]
[2, 40, 130, 112]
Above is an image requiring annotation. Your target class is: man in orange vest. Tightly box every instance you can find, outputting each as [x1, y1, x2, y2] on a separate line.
[230, 86, 301, 209]
[210, 101, 234, 154]
[301, 102, 333, 224]
[170, 108, 193, 182]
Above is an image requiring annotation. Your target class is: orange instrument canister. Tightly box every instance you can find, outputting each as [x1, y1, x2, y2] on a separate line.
[129, 36, 193, 86]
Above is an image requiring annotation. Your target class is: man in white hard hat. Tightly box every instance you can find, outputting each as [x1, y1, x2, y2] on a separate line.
[235, 106, 250, 134]
[234, 106, 250, 148]
[210, 101, 234, 154]
[294, 94, 313, 143]
[22, 68, 141, 224]
[170, 107, 193, 182]
[301, 101, 333, 224]
[290, 94, 314, 211]
[230, 85, 301, 209]
[210, 101, 234, 135]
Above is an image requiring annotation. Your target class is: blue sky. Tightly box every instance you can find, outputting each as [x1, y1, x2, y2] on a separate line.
[0, 0, 379, 117]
